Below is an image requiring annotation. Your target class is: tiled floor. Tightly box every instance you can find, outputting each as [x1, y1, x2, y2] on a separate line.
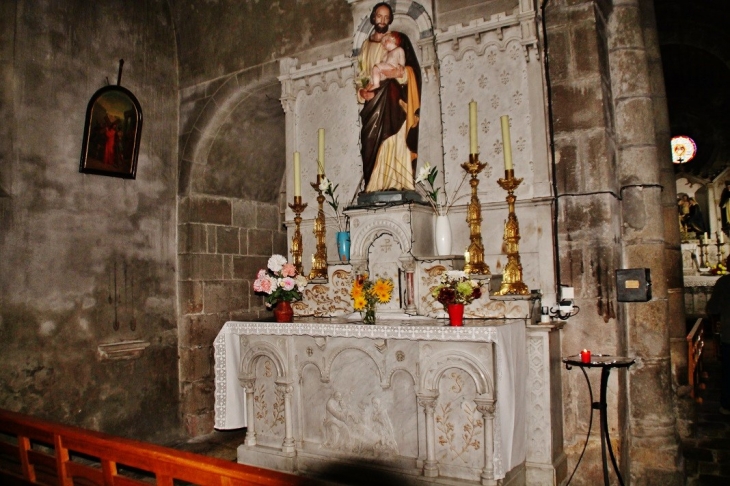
[682, 342, 730, 486]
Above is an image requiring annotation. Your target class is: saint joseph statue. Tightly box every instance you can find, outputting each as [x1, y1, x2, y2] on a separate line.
[356, 2, 421, 193]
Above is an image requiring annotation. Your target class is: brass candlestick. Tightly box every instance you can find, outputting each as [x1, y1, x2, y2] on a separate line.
[493, 169, 529, 295]
[716, 233, 726, 267]
[461, 153, 490, 275]
[288, 196, 308, 276]
[308, 175, 328, 282]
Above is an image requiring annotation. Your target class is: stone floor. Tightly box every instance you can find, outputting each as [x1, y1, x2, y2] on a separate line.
[682, 343, 730, 486]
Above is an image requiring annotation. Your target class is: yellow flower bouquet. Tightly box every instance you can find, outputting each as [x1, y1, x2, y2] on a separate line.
[351, 274, 393, 324]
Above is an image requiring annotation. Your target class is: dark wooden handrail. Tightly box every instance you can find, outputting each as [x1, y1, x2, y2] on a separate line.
[0, 409, 305, 485]
[687, 317, 706, 403]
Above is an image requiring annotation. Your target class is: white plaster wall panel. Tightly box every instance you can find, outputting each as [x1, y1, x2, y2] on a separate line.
[437, 19, 538, 206]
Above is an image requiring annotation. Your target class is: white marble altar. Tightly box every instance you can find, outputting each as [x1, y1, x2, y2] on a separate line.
[214, 318, 566, 485]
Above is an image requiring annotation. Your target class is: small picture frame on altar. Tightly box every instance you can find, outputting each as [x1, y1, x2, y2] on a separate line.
[79, 85, 142, 179]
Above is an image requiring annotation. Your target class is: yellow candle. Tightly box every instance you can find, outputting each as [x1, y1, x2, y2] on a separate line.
[293, 152, 301, 197]
[469, 101, 478, 155]
[500, 115, 513, 170]
[318, 128, 325, 174]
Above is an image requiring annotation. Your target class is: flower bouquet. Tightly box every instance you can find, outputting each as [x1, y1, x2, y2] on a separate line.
[319, 176, 347, 232]
[351, 274, 394, 324]
[253, 254, 308, 321]
[431, 271, 482, 326]
[415, 162, 468, 216]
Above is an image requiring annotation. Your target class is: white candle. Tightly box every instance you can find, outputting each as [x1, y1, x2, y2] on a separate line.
[464, 250, 470, 264]
[720, 232, 725, 244]
[318, 128, 325, 174]
[469, 101, 478, 155]
[704, 232, 708, 242]
[500, 115, 513, 171]
[293, 152, 301, 197]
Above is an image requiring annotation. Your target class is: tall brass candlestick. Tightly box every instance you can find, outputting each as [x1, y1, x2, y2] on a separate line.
[308, 175, 328, 282]
[461, 154, 490, 275]
[494, 169, 529, 295]
[288, 196, 308, 275]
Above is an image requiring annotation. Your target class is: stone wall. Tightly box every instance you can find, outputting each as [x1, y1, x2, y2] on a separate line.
[0, 0, 180, 442]
[172, 0, 352, 436]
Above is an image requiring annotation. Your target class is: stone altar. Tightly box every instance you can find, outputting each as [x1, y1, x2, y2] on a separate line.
[214, 318, 566, 485]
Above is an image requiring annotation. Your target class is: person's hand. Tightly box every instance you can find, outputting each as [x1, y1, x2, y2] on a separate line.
[359, 88, 374, 101]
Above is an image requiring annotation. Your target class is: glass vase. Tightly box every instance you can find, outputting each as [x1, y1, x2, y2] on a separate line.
[363, 303, 376, 325]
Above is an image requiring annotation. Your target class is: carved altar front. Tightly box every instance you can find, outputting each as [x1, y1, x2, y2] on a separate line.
[214, 319, 567, 485]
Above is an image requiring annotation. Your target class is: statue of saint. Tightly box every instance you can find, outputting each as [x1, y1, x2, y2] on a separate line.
[356, 2, 421, 193]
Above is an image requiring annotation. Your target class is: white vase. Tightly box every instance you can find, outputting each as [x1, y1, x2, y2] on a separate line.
[435, 213, 452, 256]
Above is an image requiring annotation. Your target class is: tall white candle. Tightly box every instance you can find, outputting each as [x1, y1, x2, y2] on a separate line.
[469, 101, 478, 155]
[500, 115, 513, 171]
[720, 232, 725, 244]
[293, 151, 301, 197]
[318, 128, 325, 174]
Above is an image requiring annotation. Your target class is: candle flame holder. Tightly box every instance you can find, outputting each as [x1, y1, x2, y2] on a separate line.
[308, 175, 328, 282]
[288, 196, 308, 276]
[460, 154, 490, 276]
[493, 169, 529, 295]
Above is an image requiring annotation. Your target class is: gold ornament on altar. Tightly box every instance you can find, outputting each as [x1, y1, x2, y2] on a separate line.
[493, 169, 529, 295]
[288, 196, 307, 276]
[309, 174, 328, 282]
[461, 154, 490, 276]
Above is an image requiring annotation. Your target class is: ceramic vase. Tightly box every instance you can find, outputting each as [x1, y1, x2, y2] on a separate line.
[435, 213, 452, 256]
[273, 300, 294, 323]
[447, 303, 465, 326]
[336, 231, 351, 263]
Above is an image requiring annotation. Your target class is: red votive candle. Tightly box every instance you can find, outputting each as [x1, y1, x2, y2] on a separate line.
[580, 349, 591, 363]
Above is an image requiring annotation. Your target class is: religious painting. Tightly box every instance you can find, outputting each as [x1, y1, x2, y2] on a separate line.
[79, 85, 142, 179]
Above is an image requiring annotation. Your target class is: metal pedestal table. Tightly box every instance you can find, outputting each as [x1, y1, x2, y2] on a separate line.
[563, 354, 635, 486]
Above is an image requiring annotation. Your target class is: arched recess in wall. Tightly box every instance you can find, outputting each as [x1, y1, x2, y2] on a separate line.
[179, 75, 286, 203]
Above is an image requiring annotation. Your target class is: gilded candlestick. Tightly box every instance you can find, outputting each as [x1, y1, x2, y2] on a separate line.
[288, 196, 308, 276]
[308, 175, 328, 282]
[460, 154, 490, 275]
[493, 169, 529, 295]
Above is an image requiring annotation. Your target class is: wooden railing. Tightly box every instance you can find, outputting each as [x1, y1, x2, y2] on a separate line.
[0, 409, 305, 485]
[687, 317, 706, 403]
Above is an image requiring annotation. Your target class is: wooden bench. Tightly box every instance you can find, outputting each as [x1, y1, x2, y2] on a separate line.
[0, 408, 305, 485]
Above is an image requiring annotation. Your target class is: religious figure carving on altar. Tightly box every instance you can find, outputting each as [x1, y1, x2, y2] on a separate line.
[357, 2, 421, 193]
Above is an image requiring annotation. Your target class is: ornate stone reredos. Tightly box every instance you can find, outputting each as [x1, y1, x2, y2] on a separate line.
[347, 204, 429, 268]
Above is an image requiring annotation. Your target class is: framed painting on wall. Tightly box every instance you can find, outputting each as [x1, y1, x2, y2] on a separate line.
[79, 85, 142, 179]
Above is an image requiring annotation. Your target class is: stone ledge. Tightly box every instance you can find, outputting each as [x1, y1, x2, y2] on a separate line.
[97, 340, 151, 361]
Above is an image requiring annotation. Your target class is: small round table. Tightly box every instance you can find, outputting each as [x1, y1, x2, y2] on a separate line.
[563, 354, 635, 486]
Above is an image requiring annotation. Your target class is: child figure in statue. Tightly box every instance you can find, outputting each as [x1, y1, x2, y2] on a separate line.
[367, 32, 405, 91]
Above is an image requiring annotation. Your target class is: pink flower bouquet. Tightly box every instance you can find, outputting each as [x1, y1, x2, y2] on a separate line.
[253, 254, 308, 308]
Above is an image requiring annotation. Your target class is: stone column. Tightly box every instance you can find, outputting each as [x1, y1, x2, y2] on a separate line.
[240, 378, 257, 446]
[417, 393, 439, 477]
[545, 1, 623, 481]
[608, 0, 682, 482]
[276, 382, 295, 453]
[400, 257, 417, 315]
[474, 398, 496, 486]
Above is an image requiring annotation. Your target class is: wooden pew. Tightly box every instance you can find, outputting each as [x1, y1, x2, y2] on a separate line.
[0, 409, 305, 485]
[686, 317, 706, 403]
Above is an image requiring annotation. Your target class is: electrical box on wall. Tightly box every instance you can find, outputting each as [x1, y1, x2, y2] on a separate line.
[616, 268, 651, 302]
